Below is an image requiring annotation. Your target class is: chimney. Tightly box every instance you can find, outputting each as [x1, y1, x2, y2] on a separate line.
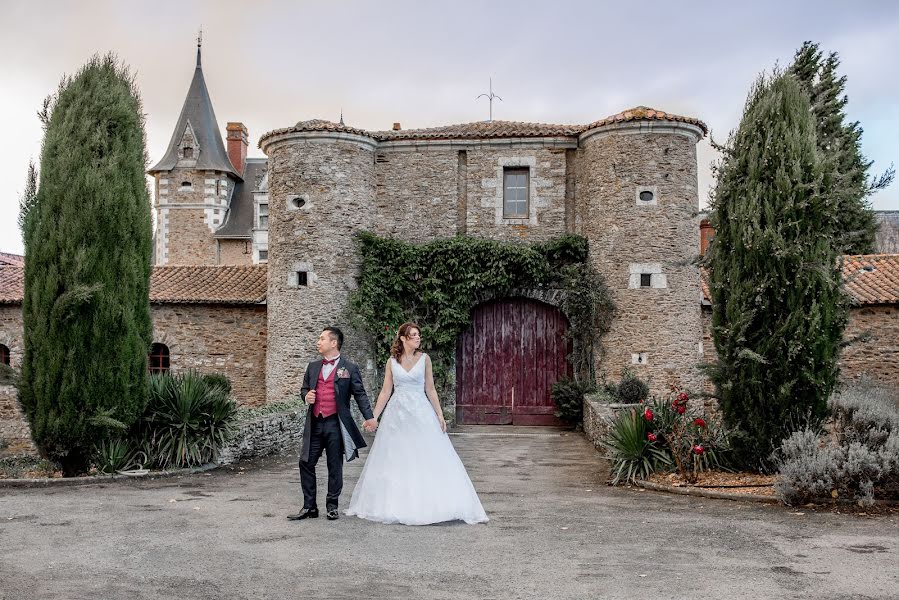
[226, 122, 248, 177]
[392, 122, 401, 131]
[700, 218, 714, 256]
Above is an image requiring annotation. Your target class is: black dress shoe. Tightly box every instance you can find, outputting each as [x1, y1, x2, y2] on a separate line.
[326, 509, 339, 520]
[287, 508, 318, 520]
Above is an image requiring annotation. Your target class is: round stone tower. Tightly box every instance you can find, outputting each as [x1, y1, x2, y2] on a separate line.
[259, 120, 377, 404]
[577, 107, 707, 394]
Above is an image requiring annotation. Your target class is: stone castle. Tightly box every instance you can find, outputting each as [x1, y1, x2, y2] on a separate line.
[2, 47, 896, 448]
[147, 46, 707, 411]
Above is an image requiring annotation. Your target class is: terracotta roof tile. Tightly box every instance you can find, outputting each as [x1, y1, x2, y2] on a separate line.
[700, 255, 899, 306]
[0, 266, 24, 304]
[0, 265, 267, 305]
[259, 105, 707, 147]
[583, 106, 708, 136]
[842, 254, 899, 305]
[149, 265, 267, 304]
[0, 253, 24, 267]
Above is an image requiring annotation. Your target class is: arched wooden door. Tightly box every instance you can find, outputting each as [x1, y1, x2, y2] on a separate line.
[455, 298, 572, 425]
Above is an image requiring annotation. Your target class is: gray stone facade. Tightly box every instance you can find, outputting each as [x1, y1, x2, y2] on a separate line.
[259, 118, 706, 402]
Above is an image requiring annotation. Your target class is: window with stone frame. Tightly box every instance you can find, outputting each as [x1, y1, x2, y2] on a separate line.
[0, 344, 9, 366]
[258, 249, 268, 262]
[503, 167, 529, 218]
[183, 146, 194, 158]
[149, 343, 170, 374]
[258, 203, 269, 229]
[640, 273, 652, 288]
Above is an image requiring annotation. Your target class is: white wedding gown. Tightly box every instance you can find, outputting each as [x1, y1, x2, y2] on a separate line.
[346, 354, 489, 525]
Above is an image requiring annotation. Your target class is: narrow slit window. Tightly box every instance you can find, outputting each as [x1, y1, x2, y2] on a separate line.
[297, 271, 308, 287]
[503, 167, 529, 218]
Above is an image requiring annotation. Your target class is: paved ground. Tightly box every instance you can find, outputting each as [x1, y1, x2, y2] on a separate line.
[1, 426, 897, 600]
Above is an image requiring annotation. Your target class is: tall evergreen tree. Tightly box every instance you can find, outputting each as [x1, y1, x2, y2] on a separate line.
[707, 72, 848, 470]
[789, 41, 893, 255]
[17, 160, 37, 234]
[19, 54, 153, 476]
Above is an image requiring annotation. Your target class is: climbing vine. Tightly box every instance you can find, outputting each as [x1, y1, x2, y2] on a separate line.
[349, 232, 615, 395]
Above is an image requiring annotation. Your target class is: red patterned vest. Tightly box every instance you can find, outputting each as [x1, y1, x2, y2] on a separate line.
[315, 365, 338, 418]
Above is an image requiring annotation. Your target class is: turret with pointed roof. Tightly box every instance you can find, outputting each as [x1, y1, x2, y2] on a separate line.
[149, 44, 239, 178]
[148, 43, 259, 267]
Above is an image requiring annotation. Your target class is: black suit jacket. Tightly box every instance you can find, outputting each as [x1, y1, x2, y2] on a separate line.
[299, 356, 374, 463]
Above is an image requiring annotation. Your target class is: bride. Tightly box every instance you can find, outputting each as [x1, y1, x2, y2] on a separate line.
[345, 322, 489, 525]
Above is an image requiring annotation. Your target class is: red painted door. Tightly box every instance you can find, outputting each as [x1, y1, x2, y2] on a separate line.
[456, 298, 572, 425]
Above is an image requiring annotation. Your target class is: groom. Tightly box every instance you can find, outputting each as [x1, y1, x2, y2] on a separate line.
[288, 327, 378, 521]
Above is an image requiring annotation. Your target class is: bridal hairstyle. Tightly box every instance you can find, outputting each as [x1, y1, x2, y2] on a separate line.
[390, 322, 422, 362]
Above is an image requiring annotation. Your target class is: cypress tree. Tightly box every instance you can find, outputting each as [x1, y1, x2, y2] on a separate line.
[707, 72, 848, 470]
[19, 54, 153, 476]
[789, 41, 893, 255]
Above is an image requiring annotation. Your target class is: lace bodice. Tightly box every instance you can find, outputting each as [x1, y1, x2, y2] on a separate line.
[390, 354, 427, 392]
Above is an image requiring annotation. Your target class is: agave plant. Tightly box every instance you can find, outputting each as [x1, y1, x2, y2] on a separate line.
[143, 371, 237, 468]
[93, 438, 147, 474]
[603, 408, 670, 485]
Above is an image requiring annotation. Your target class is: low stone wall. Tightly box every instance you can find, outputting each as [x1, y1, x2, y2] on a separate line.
[218, 407, 307, 466]
[582, 391, 640, 457]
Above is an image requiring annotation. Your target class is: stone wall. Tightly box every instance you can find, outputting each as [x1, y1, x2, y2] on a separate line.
[465, 146, 571, 241]
[151, 303, 268, 407]
[582, 391, 640, 457]
[218, 408, 306, 465]
[263, 134, 378, 404]
[839, 305, 898, 386]
[217, 239, 253, 265]
[0, 305, 34, 456]
[372, 148, 459, 241]
[154, 168, 235, 266]
[578, 123, 704, 395]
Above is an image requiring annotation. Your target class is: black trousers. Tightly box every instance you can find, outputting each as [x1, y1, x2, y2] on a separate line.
[300, 413, 343, 510]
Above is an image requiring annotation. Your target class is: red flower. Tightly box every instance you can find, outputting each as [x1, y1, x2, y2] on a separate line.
[694, 417, 706, 428]
[647, 433, 657, 442]
[678, 392, 689, 403]
[643, 408, 654, 422]
[693, 444, 704, 455]
[676, 405, 686, 415]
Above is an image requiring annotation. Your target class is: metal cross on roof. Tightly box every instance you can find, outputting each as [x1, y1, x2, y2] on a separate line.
[477, 78, 502, 122]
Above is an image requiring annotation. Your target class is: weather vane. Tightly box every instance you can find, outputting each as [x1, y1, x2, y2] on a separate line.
[198, 27, 203, 49]
[477, 78, 502, 122]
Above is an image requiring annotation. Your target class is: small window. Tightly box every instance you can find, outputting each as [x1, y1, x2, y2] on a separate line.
[639, 190, 654, 203]
[149, 343, 170, 374]
[503, 168, 529, 218]
[288, 196, 306, 210]
[0, 344, 10, 366]
[216, 180, 221, 196]
[181, 181, 192, 188]
[297, 271, 308, 287]
[183, 146, 193, 158]
[640, 273, 652, 288]
[258, 203, 269, 229]
[258, 249, 268, 261]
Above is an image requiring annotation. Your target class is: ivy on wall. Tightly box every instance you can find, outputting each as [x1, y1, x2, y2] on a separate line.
[348, 232, 615, 394]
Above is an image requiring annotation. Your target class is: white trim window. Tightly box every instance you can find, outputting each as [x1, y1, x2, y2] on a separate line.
[503, 167, 529, 218]
[258, 203, 269, 229]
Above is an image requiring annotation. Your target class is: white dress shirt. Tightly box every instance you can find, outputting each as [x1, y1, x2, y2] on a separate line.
[322, 355, 340, 380]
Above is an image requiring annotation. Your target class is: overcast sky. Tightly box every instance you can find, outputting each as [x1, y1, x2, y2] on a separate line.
[1, 0, 897, 255]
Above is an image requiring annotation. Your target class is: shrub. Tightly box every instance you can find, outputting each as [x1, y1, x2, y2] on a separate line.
[644, 388, 731, 483]
[202, 372, 232, 395]
[775, 379, 899, 505]
[552, 377, 596, 424]
[603, 408, 671, 485]
[93, 438, 147, 474]
[616, 370, 649, 404]
[137, 371, 238, 469]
